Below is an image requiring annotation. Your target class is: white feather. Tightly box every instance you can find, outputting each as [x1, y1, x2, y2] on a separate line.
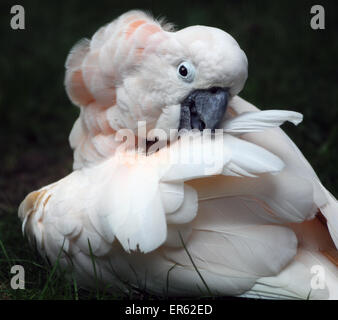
[223, 110, 303, 134]
[19, 10, 338, 299]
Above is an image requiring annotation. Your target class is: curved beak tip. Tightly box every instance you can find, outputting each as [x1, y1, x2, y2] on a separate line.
[179, 87, 229, 131]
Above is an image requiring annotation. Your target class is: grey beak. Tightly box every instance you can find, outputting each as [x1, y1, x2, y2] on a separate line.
[178, 87, 229, 131]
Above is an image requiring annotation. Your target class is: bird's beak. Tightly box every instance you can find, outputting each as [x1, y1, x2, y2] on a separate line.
[178, 87, 229, 131]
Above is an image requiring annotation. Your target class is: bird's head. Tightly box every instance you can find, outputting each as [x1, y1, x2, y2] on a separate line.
[65, 11, 248, 143]
[131, 24, 248, 135]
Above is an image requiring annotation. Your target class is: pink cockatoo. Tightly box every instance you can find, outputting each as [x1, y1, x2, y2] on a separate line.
[19, 11, 338, 299]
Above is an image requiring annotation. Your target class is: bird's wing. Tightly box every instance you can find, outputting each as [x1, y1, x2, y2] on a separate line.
[18, 95, 337, 297]
[18, 170, 114, 262]
[227, 95, 338, 248]
[93, 159, 167, 254]
[241, 217, 338, 300]
[159, 132, 285, 183]
[19, 159, 168, 258]
[120, 196, 299, 297]
[158, 108, 313, 227]
[89, 130, 288, 253]
[17, 118, 288, 262]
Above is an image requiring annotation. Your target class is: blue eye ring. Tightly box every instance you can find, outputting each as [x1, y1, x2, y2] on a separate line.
[177, 61, 195, 83]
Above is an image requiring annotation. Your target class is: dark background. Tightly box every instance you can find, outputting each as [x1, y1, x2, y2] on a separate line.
[0, 0, 337, 299]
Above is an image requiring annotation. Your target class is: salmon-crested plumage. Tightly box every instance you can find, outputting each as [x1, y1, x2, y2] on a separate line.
[19, 10, 337, 299]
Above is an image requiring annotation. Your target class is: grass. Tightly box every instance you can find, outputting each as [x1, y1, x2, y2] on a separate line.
[178, 231, 212, 297]
[0, 208, 75, 299]
[0, 0, 338, 299]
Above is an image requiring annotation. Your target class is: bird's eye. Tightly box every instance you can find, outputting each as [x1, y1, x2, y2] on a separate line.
[177, 61, 195, 83]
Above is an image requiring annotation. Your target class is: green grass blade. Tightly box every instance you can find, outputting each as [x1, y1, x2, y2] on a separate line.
[39, 238, 65, 299]
[178, 231, 212, 297]
[87, 238, 100, 300]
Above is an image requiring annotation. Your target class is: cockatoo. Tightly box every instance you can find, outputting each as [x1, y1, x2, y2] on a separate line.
[19, 11, 338, 299]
